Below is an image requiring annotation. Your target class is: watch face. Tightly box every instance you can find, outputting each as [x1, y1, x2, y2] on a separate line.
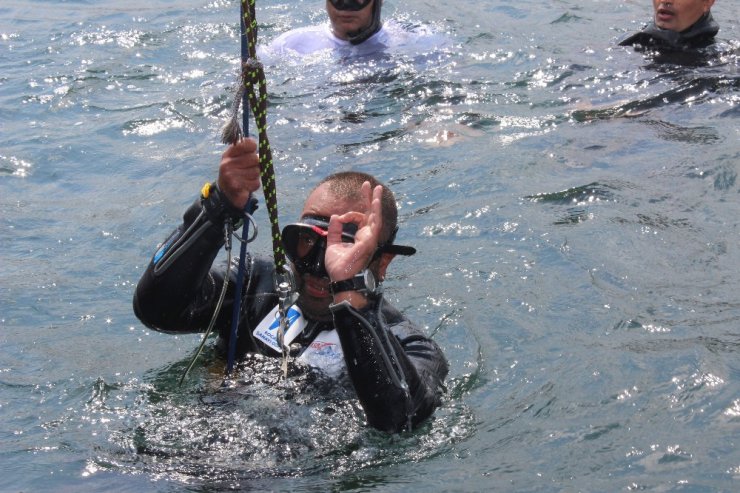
[363, 270, 376, 292]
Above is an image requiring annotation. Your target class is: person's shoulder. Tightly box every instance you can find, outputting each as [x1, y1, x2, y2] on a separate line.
[260, 24, 343, 57]
[618, 13, 719, 51]
[618, 29, 653, 48]
[379, 298, 424, 333]
[271, 24, 328, 44]
[250, 254, 275, 270]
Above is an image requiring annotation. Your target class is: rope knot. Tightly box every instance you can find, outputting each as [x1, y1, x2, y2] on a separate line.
[244, 57, 263, 71]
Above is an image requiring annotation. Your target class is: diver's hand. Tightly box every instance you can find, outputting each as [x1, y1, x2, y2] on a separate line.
[325, 181, 382, 283]
[217, 137, 261, 210]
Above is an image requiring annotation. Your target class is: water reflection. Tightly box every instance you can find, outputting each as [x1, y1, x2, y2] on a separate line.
[87, 344, 477, 486]
[567, 44, 739, 123]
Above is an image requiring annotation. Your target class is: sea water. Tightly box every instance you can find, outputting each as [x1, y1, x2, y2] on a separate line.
[1, 0, 739, 491]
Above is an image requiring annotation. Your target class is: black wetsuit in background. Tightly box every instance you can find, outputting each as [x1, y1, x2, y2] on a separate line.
[133, 190, 448, 433]
[619, 12, 719, 51]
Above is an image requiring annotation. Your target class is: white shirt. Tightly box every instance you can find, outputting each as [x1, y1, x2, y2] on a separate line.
[259, 20, 446, 60]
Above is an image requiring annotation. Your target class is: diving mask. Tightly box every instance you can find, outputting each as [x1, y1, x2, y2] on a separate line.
[281, 215, 416, 278]
[329, 0, 373, 12]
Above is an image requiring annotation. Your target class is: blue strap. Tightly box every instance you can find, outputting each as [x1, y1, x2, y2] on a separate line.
[226, 197, 258, 375]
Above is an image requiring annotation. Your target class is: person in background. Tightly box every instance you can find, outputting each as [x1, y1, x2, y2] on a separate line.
[263, 0, 385, 55]
[132, 137, 448, 433]
[619, 0, 718, 50]
[260, 0, 443, 58]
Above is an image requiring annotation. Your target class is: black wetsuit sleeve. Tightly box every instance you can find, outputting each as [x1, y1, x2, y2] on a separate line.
[133, 188, 242, 333]
[330, 299, 448, 433]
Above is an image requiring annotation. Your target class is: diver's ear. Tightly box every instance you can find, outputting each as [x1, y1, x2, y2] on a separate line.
[375, 253, 395, 282]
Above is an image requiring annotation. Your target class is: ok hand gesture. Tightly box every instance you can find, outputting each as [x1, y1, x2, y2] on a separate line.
[324, 181, 382, 284]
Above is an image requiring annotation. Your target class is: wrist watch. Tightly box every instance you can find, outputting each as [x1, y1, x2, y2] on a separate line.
[330, 269, 377, 295]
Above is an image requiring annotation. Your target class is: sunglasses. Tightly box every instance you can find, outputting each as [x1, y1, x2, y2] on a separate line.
[328, 0, 373, 12]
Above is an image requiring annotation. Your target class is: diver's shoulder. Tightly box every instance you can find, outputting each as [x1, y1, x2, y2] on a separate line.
[261, 24, 340, 56]
[619, 13, 719, 51]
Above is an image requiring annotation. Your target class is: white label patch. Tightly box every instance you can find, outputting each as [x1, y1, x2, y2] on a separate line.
[252, 304, 306, 353]
[297, 329, 345, 378]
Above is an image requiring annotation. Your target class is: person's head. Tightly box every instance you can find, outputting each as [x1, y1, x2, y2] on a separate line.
[652, 0, 715, 32]
[283, 171, 413, 320]
[326, 0, 382, 44]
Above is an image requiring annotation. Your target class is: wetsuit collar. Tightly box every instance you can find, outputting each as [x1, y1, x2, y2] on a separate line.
[619, 12, 719, 50]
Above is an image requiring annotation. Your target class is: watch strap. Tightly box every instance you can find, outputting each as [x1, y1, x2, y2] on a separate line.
[329, 277, 359, 294]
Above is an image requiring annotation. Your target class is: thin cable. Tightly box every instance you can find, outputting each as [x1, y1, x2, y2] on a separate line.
[226, 200, 257, 375]
[179, 222, 234, 386]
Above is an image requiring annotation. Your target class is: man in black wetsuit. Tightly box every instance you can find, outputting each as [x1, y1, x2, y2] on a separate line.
[133, 138, 448, 433]
[619, 0, 718, 50]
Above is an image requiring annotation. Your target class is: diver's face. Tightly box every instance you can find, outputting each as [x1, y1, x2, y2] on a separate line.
[294, 183, 367, 320]
[326, 0, 375, 40]
[652, 0, 714, 32]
